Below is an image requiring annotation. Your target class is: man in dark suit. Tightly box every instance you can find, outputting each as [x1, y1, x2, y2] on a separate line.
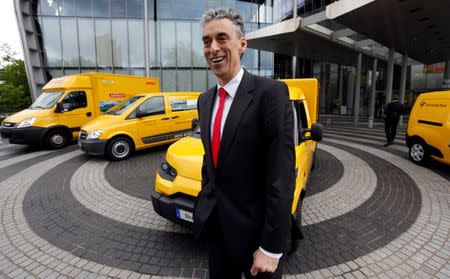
[384, 95, 405, 146]
[193, 8, 296, 279]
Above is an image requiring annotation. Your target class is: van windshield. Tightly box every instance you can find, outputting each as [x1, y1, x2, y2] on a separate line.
[30, 91, 64, 109]
[105, 96, 144, 115]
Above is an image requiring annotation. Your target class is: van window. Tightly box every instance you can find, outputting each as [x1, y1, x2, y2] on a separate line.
[138, 96, 165, 116]
[169, 96, 197, 112]
[62, 91, 87, 111]
[293, 101, 309, 142]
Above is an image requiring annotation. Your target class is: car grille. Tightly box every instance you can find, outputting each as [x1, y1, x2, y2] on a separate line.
[1, 122, 16, 128]
[79, 130, 88, 140]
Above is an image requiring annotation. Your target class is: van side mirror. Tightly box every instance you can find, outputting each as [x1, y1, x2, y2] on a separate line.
[55, 102, 64, 113]
[302, 123, 323, 141]
[310, 123, 323, 141]
[136, 110, 146, 118]
[191, 118, 199, 130]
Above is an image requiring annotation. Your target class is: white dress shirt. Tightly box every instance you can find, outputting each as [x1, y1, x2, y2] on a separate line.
[210, 67, 282, 259]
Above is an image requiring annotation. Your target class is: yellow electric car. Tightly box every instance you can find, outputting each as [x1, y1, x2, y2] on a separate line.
[406, 90, 450, 165]
[78, 92, 200, 161]
[151, 79, 323, 228]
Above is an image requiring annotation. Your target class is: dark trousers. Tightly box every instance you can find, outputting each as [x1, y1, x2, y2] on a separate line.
[384, 118, 399, 143]
[206, 211, 283, 279]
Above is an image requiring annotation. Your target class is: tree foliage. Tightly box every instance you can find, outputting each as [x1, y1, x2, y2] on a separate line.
[0, 43, 32, 113]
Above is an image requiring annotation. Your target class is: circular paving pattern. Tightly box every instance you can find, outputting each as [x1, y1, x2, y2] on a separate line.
[0, 123, 448, 278]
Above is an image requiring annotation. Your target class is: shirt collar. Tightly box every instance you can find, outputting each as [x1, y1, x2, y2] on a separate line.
[216, 68, 244, 99]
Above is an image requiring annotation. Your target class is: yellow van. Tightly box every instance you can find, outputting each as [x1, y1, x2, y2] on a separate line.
[0, 73, 159, 149]
[406, 90, 450, 165]
[78, 92, 200, 161]
[150, 79, 323, 229]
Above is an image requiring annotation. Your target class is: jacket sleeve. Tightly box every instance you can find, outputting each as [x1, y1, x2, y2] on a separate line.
[260, 81, 296, 254]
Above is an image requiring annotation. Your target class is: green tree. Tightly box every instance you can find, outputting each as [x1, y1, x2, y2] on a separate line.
[0, 43, 32, 113]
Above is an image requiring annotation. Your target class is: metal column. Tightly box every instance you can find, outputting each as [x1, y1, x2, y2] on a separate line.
[444, 60, 450, 89]
[368, 58, 377, 128]
[338, 65, 343, 107]
[292, 0, 297, 79]
[385, 48, 395, 105]
[398, 54, 408, 126]
[144, 0, 149, 77]
[320, 63, 327, 114]
[353, 53, 362, 126]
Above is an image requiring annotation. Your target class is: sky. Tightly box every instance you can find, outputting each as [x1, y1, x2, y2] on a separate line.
[0, 1, 24, 59]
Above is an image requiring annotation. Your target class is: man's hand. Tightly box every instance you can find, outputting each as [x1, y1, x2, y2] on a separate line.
[250, 249, 280, 276]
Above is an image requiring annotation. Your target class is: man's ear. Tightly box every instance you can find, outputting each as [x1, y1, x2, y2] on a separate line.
[240, 37, 248, 55]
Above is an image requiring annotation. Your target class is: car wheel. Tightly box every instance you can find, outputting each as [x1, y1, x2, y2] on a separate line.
[409, 139, 429, 165]
[106, 137, 133, 161]
[45, 129, 68, 149]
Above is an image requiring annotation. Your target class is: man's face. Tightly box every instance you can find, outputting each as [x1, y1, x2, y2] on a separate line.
[202, 18, 247, 85]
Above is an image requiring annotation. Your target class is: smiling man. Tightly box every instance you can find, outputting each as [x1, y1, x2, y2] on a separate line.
[193, 8, 297, 279]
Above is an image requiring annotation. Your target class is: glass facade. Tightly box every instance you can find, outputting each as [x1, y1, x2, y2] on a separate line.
[35, 0, 275, 91]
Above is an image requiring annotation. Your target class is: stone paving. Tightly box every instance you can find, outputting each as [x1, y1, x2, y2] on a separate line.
[0, 122, 449, 278]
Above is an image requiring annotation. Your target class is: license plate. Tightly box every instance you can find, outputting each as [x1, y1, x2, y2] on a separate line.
[176, 208, 193, 223]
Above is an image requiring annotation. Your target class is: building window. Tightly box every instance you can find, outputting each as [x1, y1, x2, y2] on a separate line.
[177, 70, 192, 91]
[129, 20, 145, 67]
[127, 0, 144, 18]
[60, 0, 77, 16]
[77, 0, 93, 17]
[61, 18, 80, 67]
[176, 22, 191, 68]
[95, 19, 113, 68]
[42, 17, 62, 67]
[78, 18, 96, 67]
[93, 0, 109, 17]
[40, 0, 60, 16]
[112, 19, 129, 68]
[110, 0, 126, 18]
[162, 70, 177, 91]
[160, 21, 176, 67]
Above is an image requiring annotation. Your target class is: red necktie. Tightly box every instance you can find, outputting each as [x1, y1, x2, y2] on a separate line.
[212, 87, 227, 168]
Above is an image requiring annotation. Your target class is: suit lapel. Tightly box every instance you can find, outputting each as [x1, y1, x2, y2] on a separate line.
[217, 71, 254, 168]
[200, 87, 216, 168]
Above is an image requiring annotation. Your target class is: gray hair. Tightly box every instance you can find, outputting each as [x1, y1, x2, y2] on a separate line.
[200, 8, 245, 38]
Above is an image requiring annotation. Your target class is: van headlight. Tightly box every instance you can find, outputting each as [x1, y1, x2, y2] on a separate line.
[17, 117, 36, 128]
[86, 130, 103, 139]
[158, 161, 177, 181]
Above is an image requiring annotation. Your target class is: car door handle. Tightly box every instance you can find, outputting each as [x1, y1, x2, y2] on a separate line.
[172, 116, 179, 119]
[161, 117, 170, 120]
[86, 112, 92, 117]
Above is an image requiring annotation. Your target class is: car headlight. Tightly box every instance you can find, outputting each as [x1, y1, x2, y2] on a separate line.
[17, 117, 36, 128]
[86, 130, 103, 139]
[158, 161, 177, 181]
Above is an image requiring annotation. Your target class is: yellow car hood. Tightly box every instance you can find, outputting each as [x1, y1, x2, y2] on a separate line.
[81, 114, 121, 132]
[4, 109, 54, 125]
[166, 136, 204, 181]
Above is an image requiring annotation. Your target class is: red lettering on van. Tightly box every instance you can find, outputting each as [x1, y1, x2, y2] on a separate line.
[109, 93, 125, 98]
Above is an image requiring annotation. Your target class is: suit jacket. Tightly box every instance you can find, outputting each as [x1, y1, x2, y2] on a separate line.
[385, 101, 405, 123]
[193, 70, 296, 264]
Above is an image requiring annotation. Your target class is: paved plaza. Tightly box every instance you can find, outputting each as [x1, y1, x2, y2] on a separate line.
[0, 120, 449, 278]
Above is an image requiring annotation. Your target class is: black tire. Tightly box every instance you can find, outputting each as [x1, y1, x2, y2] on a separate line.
[106, 137, 133, 161]
[408, 139, 430, 165]
[44, 129, 69, 149]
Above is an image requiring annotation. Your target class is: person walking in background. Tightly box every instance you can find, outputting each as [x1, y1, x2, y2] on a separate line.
[193, 7, 297, 279]
[384, 95, 404, 146]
